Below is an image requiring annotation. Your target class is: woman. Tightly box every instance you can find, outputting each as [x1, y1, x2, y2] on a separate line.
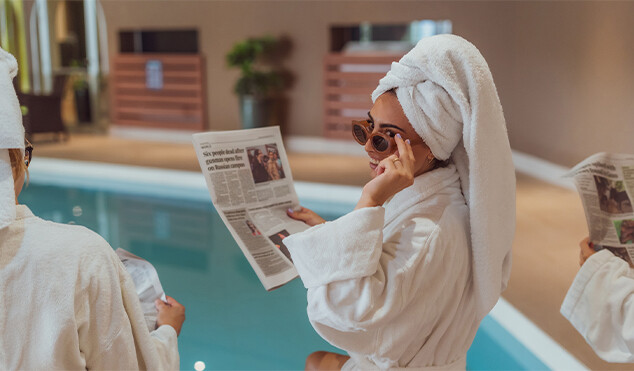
[562, 237, 634, 362]
[267, 149, 281, 180]
[285, 35, 515, 370]
[273, 150, 285, 178]
[250, 149, 270, 183]
[0, 48, 184, 369]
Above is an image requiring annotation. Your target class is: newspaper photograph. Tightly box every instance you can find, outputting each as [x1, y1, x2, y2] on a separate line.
[192, 126, 308, 290]
[116, 248, 167, 331]
[567, 152, 634, 266]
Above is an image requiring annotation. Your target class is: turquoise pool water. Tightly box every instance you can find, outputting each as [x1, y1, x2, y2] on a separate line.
[19, 180, 549, 370]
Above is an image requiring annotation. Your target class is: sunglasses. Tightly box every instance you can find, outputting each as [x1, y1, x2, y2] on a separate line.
[24, 139, 33, 167]
[351, 120, 397, 153]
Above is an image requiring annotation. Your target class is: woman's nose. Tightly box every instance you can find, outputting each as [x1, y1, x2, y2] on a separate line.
[364, 136, 374, 152]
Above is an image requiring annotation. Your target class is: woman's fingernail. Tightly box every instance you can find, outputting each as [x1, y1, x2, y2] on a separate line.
[287, 208, 294, 213]
[396, 133, 402, 139]
[406, 139, 411, 144]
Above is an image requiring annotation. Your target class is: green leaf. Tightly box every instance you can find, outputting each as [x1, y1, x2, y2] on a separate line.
[226, 36, 287, 96]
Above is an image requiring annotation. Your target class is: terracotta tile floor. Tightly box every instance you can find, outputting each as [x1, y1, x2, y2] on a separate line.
[33, 134, 629, 370]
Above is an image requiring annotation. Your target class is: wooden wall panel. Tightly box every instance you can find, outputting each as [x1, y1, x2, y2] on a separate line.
[111, 54, 206, 131]
[322, 53, 403, 140]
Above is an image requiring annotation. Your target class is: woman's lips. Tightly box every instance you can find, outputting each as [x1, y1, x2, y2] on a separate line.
[369, 157, 380, 170]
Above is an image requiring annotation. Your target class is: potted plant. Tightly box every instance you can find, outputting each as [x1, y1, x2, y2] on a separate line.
[227, 36, 286, 129]
[70, 60, 92, 125]
[73, 77, 92, 124]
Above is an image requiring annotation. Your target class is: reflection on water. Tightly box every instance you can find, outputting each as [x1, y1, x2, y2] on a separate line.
[19, 184, 341, 370]
[112, 195, 213, 271]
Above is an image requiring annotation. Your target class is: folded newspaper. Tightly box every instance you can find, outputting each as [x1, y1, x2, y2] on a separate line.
[567, 152, 634, 266]
[116, 248, 167, 331]
[192, 126, 309, 290]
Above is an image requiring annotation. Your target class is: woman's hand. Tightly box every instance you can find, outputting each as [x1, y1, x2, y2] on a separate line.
[156, 295, 186, 336]
[287, 206, 326, 227]
[356, 134, 415, 210]
[579, 236, 596, 266]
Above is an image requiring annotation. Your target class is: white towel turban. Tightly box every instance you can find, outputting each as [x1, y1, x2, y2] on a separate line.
[0, 47, 25, 230]
[372, 34, 516, 321]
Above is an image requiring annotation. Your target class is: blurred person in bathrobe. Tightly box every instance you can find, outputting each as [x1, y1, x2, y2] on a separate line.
[285, 35, 515, 371]
[0, 48, 184, 370]
[562, 237, 634, 363]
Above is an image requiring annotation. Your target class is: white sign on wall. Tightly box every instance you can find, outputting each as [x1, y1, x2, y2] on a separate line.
[145, 60, 163, 90]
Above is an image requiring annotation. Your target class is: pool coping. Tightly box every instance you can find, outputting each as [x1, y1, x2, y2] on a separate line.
[28, 157, 587, 371]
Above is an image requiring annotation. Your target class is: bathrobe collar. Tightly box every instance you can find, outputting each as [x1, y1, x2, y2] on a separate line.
[383, 164, 461, 226]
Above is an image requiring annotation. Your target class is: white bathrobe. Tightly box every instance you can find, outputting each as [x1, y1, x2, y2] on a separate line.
[562, 249, 634, 363]
[285, 165, 478, 370]
[0, 205, 179, 370]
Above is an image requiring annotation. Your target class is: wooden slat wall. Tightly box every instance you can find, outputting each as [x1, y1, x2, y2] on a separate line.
[111, 54, 206, 131]
[323, 53, 403, 140]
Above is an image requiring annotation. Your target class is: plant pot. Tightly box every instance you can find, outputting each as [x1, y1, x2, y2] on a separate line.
[74, 87, 92, 124]
[239, 95, 271, 129]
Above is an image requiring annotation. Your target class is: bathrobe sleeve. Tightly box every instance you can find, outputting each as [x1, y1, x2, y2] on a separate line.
[75, 239, 179, 370]
[285, 206, 469, 355]
[285, 207, 386, 289]
[561, 249, 634, 362]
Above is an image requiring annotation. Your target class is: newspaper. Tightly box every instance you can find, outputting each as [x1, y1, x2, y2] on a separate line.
[567, 152, 634, 266]
[116, 248, 167, 331]
[192, 126, 309, 290]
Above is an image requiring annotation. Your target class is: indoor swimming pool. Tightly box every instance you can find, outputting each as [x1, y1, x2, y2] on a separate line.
[20, 158, 584, 370]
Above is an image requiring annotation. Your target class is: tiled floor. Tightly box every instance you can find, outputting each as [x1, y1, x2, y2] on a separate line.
[33, 134, 629, 370]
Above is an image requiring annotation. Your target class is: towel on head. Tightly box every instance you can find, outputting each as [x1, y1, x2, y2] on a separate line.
[0, 47, 25, 230]
[372, 34, 516, 321]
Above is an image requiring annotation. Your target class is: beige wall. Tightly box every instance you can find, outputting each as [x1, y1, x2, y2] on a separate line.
[101, 1, 634, 167]
[503, 2, 634, 166]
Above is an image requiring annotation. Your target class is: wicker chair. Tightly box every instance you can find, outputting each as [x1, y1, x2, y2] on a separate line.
[18, 75, 69, 141]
